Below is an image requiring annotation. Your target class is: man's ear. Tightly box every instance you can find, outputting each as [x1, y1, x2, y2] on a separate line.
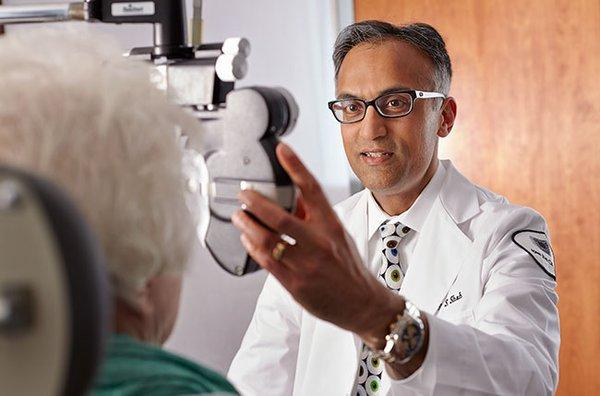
[437, 97, 457, 138]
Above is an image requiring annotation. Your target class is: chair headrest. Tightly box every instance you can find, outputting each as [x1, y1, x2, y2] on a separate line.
[0, 166, 111, 396]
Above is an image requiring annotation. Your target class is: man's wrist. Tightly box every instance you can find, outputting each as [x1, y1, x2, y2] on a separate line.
[356, 290, 406, 350]
[354, 290, 429, 379]
[386, 313, 429, 379]
[374, 300, 425, 364]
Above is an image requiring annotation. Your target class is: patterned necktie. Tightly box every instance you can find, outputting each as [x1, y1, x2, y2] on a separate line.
[354, 220, 411, 396]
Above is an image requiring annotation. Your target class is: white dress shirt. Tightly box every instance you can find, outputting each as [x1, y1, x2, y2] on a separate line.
[367, 161, 446, 275]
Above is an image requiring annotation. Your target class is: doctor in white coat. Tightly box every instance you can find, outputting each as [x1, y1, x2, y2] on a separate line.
[228, 21, 560, 395]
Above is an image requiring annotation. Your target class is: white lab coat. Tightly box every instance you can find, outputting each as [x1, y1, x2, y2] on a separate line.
[228, 160, 560, 395]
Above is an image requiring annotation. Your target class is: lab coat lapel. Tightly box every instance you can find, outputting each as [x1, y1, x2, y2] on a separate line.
[400, 161, 480, 315]
[340, 190, 370, 351]
[307, 191, 369, 392]
[299, 317, 363, 393]
[337, 189, 370, 264]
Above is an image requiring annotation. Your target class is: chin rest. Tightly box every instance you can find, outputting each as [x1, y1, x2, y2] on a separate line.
[0, 167, 111, 395]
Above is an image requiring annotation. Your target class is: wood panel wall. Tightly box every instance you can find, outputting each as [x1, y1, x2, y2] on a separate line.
[355, 1, 600, 394]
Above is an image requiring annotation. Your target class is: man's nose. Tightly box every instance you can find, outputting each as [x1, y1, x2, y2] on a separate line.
[358, 105, 387, 140]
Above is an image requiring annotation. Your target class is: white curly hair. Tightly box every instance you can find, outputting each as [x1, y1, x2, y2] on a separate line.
[0, 26, 202, 306]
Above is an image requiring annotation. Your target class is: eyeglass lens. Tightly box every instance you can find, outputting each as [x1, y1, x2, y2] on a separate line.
[331, 92, 413, 123]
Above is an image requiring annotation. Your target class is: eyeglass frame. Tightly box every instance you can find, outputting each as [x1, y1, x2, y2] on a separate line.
[327, 89, 446, 124]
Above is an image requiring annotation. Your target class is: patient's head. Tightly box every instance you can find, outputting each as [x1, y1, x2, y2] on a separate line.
[0, 27, 201, 345]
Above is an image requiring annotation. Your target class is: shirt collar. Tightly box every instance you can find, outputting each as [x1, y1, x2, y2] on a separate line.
[367, 160, 446, 239]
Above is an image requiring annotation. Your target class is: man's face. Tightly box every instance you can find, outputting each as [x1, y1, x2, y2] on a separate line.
[336, 40, 445, 197]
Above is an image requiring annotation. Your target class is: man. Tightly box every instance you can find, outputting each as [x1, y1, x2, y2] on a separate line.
[228, 21, 559, 395]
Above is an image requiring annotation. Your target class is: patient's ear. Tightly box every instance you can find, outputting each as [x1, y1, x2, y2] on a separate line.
[113, 285, 154, 337]
[115, 275, 182, 344]
[134, 283, 155, 318]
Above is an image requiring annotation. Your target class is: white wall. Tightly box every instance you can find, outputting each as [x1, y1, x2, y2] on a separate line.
[3, 0, 352, 375]
[170, 0, 351, 374]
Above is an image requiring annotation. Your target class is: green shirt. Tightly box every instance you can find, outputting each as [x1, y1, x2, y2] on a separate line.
[92, 334, 238, 396]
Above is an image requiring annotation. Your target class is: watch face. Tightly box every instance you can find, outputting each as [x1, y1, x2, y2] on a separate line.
[395, 314, 424, 363]
[375, 301, 425, 364]
[404, 323, 420, 352]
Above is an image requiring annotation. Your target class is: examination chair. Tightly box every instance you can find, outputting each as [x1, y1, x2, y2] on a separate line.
[0, 166, 111, 395]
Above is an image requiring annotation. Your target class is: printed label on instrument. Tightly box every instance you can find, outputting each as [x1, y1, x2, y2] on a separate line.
[111, 2, 155, 17]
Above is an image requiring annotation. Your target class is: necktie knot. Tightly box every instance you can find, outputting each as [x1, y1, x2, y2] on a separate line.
[378, 219, 411, 240]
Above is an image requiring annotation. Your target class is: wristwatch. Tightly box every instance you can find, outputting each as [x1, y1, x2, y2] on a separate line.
[371, 300, 425, 364]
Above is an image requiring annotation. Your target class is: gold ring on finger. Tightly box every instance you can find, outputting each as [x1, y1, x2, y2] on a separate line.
[271, 241, 288, 261]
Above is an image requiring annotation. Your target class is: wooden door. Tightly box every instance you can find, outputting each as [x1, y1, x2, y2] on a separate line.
[355, 1, 600, 394]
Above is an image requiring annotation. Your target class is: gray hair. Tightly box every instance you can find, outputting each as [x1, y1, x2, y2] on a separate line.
[0, 26, 202, 307]
[333, 21, 452, 94]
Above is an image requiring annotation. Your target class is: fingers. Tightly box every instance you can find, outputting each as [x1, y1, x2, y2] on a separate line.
[232, 210, 281, 255]
[276, 143, 334, 220]
[294, 192, 307, 220]
[233, 209, 295, 284]
[239, 233, 292, 285]
[232, 209, 298, 267]
[238, 189, 312, 242]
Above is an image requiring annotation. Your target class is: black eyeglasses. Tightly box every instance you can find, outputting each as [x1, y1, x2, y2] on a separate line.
[327, 89, 446, 124]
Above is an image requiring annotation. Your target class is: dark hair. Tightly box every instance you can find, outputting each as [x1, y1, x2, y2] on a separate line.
[333, 21, 452, 94]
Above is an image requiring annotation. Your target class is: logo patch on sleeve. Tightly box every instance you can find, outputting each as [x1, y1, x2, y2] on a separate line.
[512, 230, 555, 280]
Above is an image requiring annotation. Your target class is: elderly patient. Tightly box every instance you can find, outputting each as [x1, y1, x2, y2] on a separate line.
[0, 28, 237, 395]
